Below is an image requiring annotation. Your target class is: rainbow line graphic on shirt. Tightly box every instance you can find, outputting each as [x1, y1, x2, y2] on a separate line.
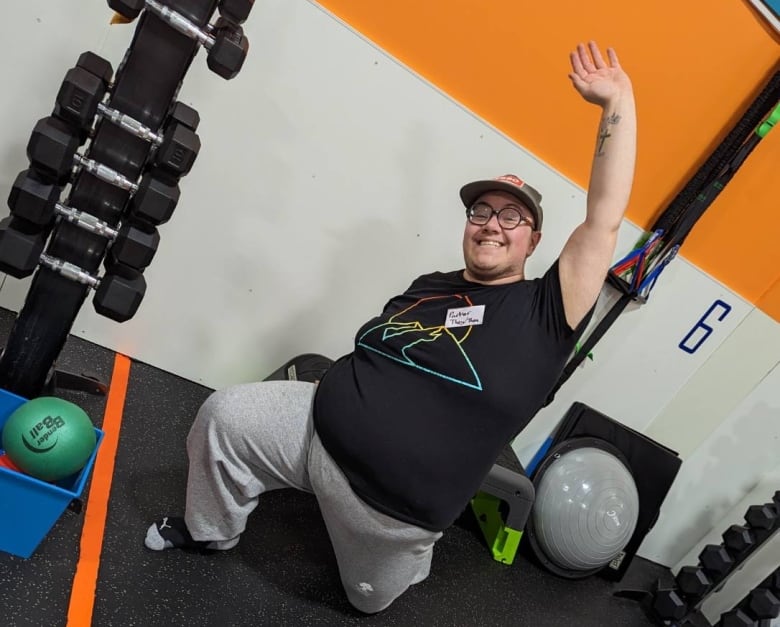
[358, 294, 483, 390]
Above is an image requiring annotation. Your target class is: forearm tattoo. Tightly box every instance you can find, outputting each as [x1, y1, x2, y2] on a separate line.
[596, 112, 622, 156]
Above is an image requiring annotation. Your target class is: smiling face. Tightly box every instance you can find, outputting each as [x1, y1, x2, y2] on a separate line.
[461, 191, 542, 284]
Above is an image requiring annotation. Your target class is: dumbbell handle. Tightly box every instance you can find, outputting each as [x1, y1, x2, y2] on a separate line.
[145, 0, 216, 49]
[73, 154, 139, 194]
[39, 253, 100, 289]
[97, 103, 163, 145]
[55, 203, 119, 240]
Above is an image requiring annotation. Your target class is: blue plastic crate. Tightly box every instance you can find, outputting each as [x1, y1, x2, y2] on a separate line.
[0, 388, 103, 558]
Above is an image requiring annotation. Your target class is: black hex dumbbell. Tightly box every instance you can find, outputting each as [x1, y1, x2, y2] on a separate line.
[50, 49, 199, 164]
[26, 117, 119, 186]
[53, 54, 113, 135]
[93, 266, 146, 322]
[76, 51, 114, 89]
[722, 524, 756, 559]
[652, 587, 688, 622]
[127, 173, 181, 226]
[9, 175, 159, 274]
[0, 217, 47, 278]
[109, 1, 249, 79]
[26, 116, 194, 205]
[207, 17, 250, 79]
[676, 565, 712, 602]
[152, 122, 200, 181]
[699, 544, 734, 581]
[719, 571, 780, 626]
[7, 169, 62, 227]
[93, 100, 200, 181]
[167, 101, 200, 132]
[26, 116, 81, 184]
[34, 253, 146, 323]
[3, 201, 157, 276]
[52, 70, 202, 183]
[218, 0, 254, 24]
[106, 222, 160, 271]
[45, 201, 159, 272]
[744, 587, 780, 620]
[10, 168, 180, 232]
[745, 503, 778, 531]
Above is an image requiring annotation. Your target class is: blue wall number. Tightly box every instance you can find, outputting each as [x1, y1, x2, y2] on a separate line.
[679, 299, 732, 354]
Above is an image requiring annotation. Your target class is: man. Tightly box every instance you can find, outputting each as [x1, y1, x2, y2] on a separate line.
[145, 41, 636, 614]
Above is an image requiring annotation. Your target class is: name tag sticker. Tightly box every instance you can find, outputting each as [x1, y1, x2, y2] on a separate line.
[445, 305, 485, 328]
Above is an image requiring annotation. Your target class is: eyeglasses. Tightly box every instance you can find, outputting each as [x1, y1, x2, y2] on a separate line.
[466, 202, 535, 231]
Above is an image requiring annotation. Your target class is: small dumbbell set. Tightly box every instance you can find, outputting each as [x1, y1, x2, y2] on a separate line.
[2, 51, 202, 321]
[0, 0, 254, 558]
[0, 0, 253, 401]
[648, 491, 780, 626]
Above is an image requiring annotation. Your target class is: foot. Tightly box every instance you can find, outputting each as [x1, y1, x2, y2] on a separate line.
[144, 516, 239, 551]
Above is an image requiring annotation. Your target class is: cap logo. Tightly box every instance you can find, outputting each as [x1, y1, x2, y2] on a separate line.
[496, 174, 524, 188]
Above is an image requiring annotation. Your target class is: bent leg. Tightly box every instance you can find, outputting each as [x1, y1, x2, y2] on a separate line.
[184, 380, 317, 543]
[308, 433, 442, 614]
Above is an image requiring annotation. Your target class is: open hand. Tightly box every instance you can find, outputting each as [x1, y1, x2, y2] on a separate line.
[569, 41, 632, 107]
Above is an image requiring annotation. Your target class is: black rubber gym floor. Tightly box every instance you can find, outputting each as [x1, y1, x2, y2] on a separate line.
[0, 307, 667, 626]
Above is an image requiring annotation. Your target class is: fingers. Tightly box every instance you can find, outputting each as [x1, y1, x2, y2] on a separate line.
[571, 41, 620, 73]
[588, 41, 607, 69]
[576, 42, 597, 73]
[570, 50, 587, 79]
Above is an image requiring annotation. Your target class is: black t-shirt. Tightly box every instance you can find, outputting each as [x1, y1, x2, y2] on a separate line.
[313, 261, 591, 531]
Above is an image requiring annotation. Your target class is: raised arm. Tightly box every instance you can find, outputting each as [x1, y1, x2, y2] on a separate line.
[559, 41, 637, 329]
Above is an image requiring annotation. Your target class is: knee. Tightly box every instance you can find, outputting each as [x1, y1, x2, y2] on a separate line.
[188, 388, 241, 447]
[196, 389, 229, 425]
[194, 387, 245, 431]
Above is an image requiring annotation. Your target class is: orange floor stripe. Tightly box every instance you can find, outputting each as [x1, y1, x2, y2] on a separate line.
[66, 353, 131, 627]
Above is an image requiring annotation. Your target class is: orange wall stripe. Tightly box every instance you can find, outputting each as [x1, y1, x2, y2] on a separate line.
[316, 0, 780, 319]
[66, 353, 131, 627]
[757, 276, 780, 320]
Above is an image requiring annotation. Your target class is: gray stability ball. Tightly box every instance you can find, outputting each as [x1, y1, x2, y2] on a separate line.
[531, 445, 640, 572]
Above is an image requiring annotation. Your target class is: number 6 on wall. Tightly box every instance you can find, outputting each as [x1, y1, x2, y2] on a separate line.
[679, 299, 732, 354]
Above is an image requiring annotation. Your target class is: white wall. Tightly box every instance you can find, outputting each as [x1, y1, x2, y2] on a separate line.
[0, 2, 777, 611]
[0, 0, 591, 388]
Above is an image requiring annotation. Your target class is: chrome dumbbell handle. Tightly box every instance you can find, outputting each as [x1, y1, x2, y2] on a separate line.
[73, 154, 139, 194]
[54, 203, 119, 240]
[144, 0, 216, 49]
[39, 253, 100, 288]
[97, 103, 163, 145]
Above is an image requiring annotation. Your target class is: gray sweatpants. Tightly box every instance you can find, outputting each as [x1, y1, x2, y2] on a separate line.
[184, 380, 442, 614]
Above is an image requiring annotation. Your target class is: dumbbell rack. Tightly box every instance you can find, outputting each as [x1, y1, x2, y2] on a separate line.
[0, 0, 252, 399]
[713, 566, 780, 627]
[617, 491, 780, 626]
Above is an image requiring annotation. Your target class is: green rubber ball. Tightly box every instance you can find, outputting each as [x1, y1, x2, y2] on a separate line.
[1, 397, 96, 482]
